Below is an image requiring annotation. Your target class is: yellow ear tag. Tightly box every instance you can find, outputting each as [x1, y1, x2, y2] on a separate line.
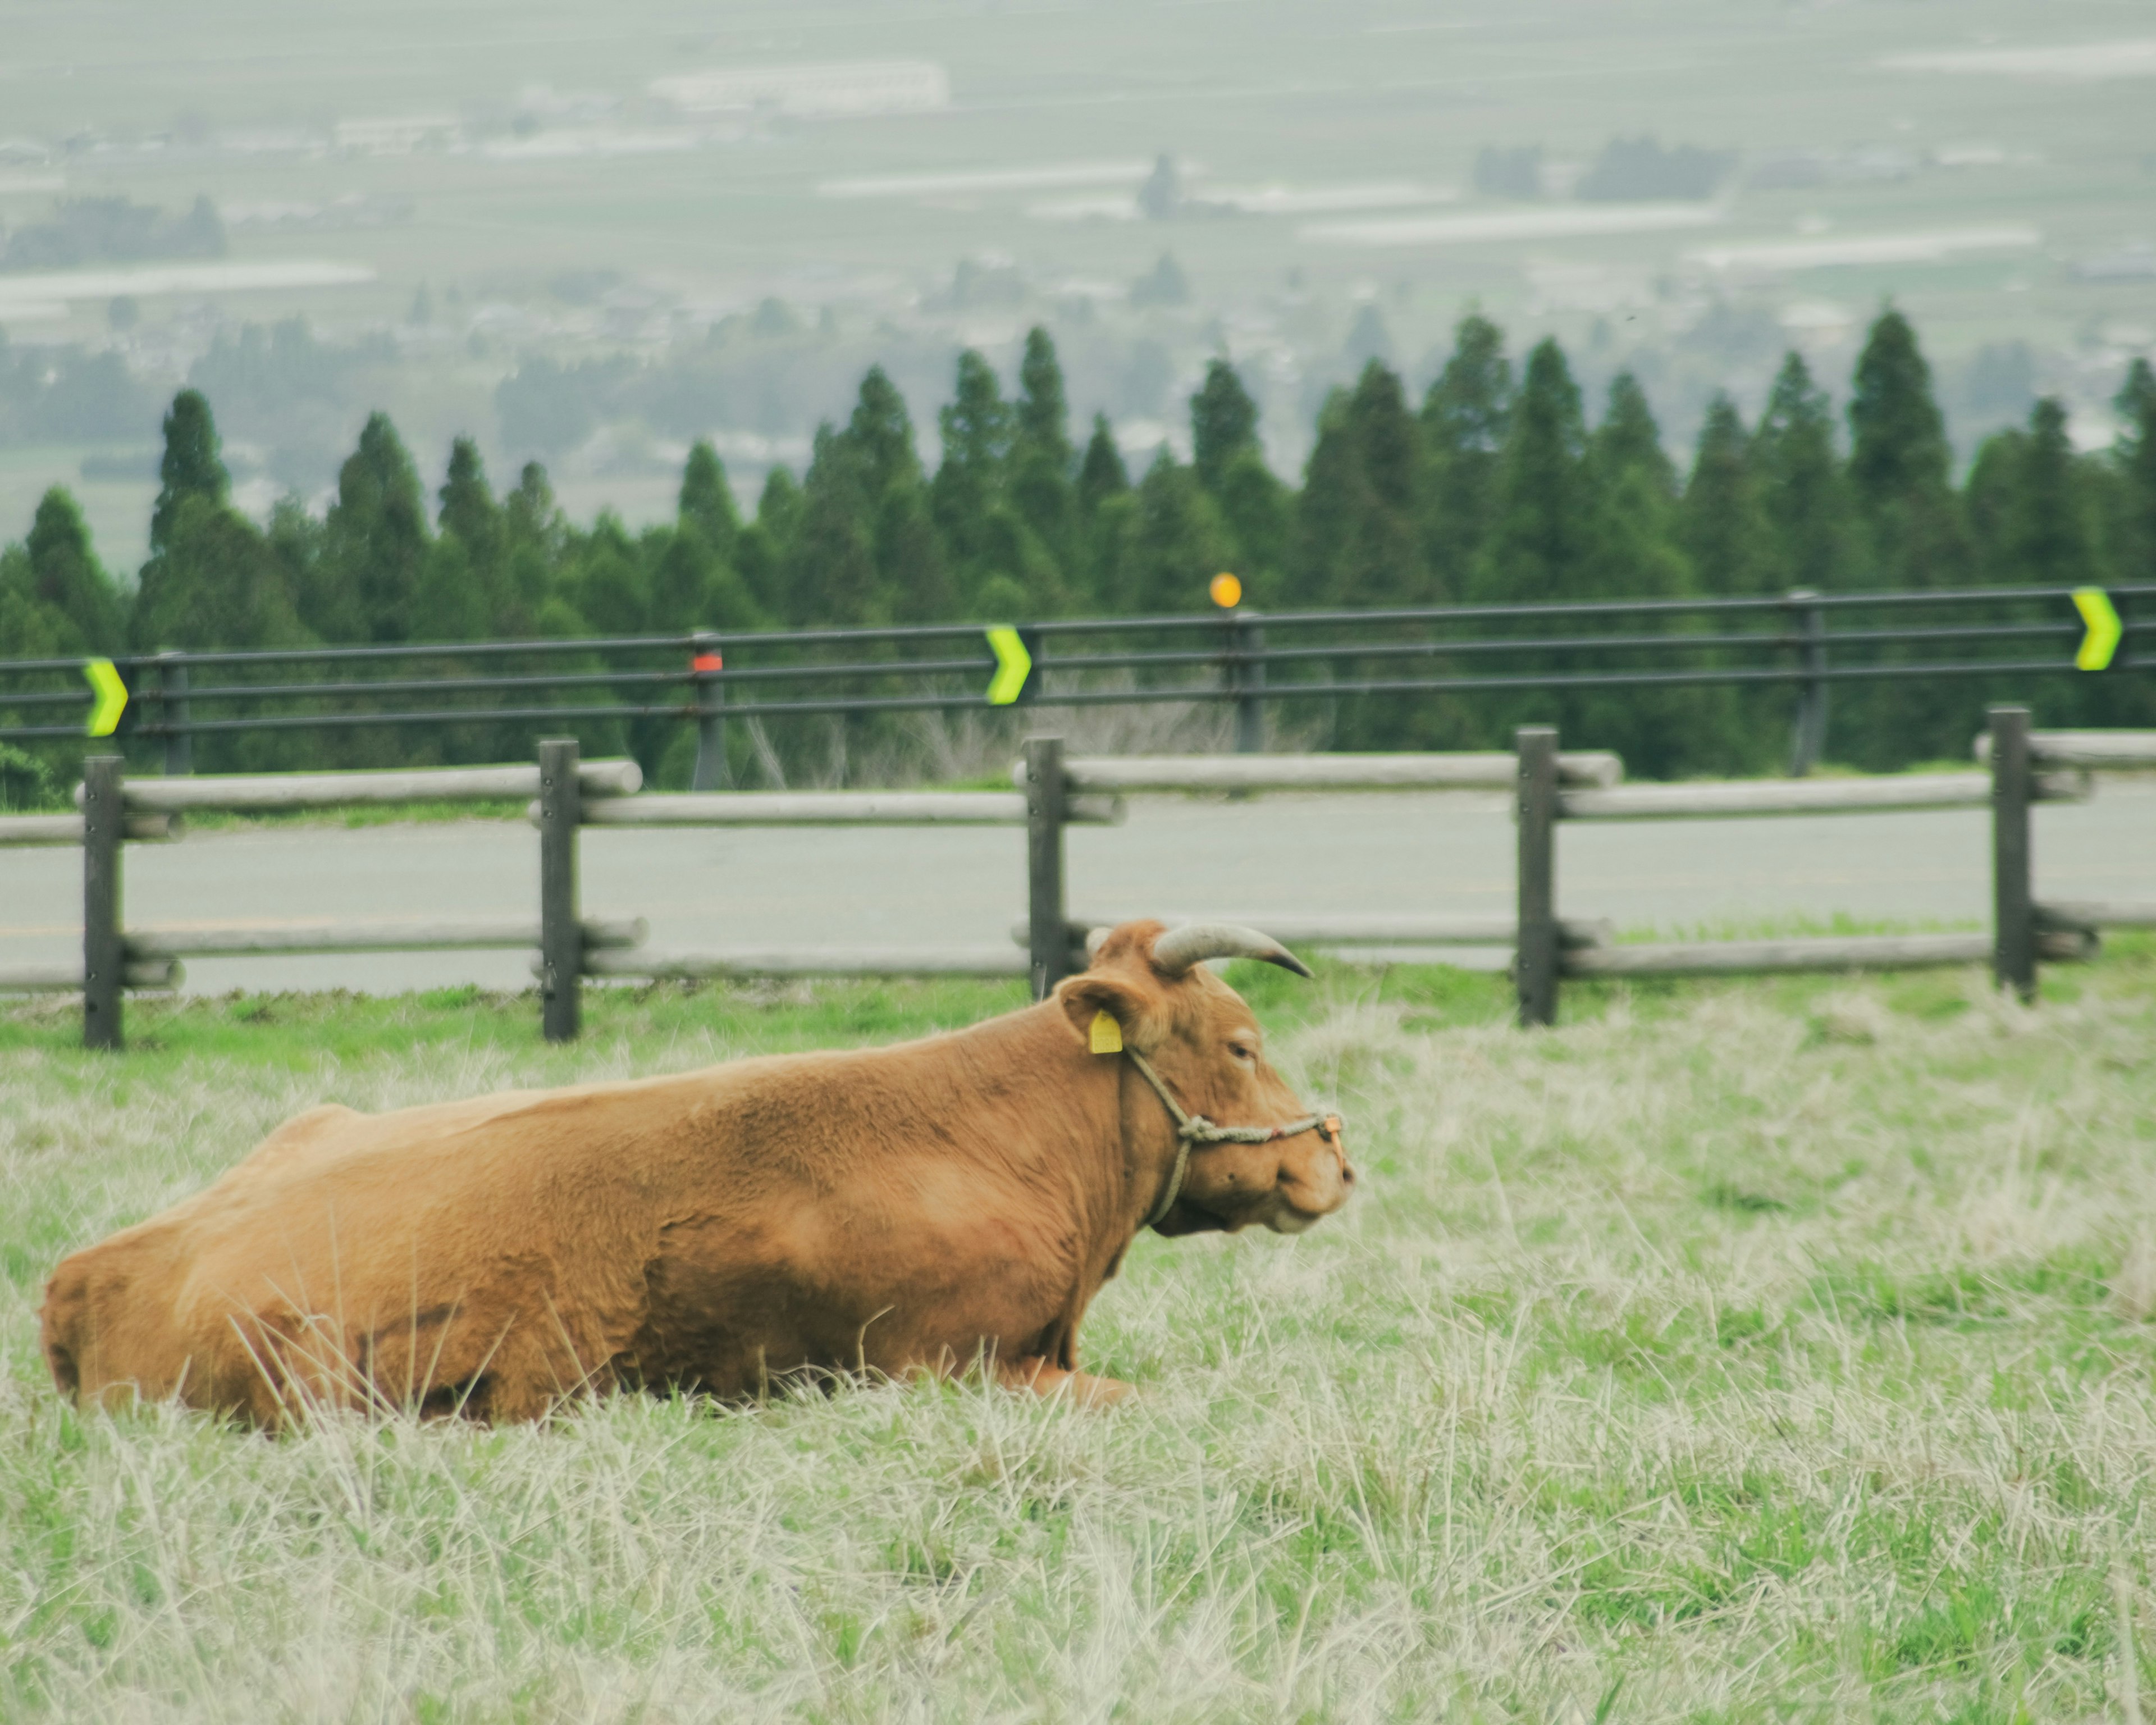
[1089, 1010, 1124, 1055]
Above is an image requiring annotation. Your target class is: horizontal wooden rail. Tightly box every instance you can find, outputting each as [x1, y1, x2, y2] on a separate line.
[570, 791, 1125, 827]
[1017, 750, 1624, 793]
[98, 759, 643, 814]
[1557, 770, 2088, 822]
[578, 946, 1028, 979]
[0, 813, 180, 846]
[1562, 928, 2095, 979]
[122, 917, 645, 961]
[2038, 899, 2156, 931]
[1975, 730, 2156, 770]
[1046, 912, 1614, 949]
[0, 959, 182, 992]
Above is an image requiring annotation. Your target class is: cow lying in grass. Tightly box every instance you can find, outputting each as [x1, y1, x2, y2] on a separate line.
[42, 919, 1353, 1424]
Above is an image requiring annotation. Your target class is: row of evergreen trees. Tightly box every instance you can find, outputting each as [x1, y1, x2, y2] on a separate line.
[2, 308, 2150, 784]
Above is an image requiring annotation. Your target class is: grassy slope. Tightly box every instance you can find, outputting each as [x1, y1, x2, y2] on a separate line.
[3, 948, 2155, 1722]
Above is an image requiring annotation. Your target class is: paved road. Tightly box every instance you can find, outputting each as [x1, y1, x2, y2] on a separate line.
[3, 783, 2153, 994]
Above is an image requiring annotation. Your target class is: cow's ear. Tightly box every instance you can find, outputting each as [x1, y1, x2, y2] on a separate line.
[1054, 973, 1167, 1054]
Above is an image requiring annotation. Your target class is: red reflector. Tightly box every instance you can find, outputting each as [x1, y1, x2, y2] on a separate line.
[692, 653, 723, 672]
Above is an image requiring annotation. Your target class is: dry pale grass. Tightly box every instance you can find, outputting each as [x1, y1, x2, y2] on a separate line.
[4, 960, 2156, 1722]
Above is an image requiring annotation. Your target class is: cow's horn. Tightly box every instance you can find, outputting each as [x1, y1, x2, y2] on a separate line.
[1150, 923, 1314, 980]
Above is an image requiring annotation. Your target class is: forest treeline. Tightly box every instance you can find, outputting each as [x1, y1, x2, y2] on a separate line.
[2, 307, 2152, 789]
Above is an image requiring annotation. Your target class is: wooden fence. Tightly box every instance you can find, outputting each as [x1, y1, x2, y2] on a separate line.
[5, 708, 2152, 1048]
[1511, 705, 2156, 1026]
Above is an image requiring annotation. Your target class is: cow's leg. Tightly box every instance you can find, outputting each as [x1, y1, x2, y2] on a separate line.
[995, 1354, 1132, 1408]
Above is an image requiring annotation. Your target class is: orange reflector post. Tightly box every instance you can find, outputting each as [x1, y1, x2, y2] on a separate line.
[692, 652, 723, 673]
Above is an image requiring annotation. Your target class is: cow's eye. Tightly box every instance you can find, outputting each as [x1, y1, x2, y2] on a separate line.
[1230, 1041, 1257, 1064]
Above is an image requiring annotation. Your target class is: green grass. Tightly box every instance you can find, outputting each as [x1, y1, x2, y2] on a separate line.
[6, 944, 2156, 1720]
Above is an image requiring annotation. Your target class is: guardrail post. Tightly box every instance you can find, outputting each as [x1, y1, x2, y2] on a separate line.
[1515, 727, 1559, 1028]
[1230, 609, 1266, 755]
[158, 651, 192, 777]
[689, 632, 729, 791]
[1786, 591, 1827, 777]
[1990, 705, 2035, 1001]
[83, 755, 125, 1049]
[1024, 734, 1068, 1001]
[539, 738, 582, 1041]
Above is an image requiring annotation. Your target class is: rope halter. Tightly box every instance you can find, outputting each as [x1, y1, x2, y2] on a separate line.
[1121, 1046, 1345, 1230]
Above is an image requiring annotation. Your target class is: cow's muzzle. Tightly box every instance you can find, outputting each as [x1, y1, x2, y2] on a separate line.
[1123, 1048, 1347, 1231]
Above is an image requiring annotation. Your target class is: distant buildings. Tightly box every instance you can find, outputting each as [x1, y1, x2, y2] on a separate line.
[652, 62, 950, 120]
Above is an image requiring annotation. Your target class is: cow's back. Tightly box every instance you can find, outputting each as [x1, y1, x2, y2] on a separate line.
[40, 1041, 1003, 1420]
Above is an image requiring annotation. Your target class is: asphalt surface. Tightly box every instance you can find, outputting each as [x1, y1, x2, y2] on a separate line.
[3, 783, 2153, 994]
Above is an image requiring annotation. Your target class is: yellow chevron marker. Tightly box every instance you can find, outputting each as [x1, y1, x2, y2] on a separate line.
[82, 658, 128, 737]
[2072, 587, 2121, 671]
[984, 626, 1031, 705]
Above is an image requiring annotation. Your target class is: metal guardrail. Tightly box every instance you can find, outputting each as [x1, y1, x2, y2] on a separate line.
[1, 583, 2145, 784]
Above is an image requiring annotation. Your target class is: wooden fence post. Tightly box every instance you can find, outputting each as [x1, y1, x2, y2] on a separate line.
[538, 738, 582, 1041]
[1515, 726, 1559, 1028]
[1025, 734, 1068, 1001]
[1990, 705, 2035, 1001]
[83, 755, 125, 1050]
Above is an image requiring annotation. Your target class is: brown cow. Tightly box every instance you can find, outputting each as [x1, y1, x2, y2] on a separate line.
[42, 919, 1353, 1424]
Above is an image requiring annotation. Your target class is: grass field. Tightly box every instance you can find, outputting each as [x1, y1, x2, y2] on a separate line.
[4, 947, 2156, 1722]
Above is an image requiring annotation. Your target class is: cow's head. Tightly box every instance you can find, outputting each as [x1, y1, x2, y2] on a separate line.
[1056, 920, 1355, 1236]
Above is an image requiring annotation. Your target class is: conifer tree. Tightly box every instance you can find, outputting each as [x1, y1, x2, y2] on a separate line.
[1190, 359, 1262, 492]
[1292, 362, 1424, 609]
[431, 437, 506, 636]
[780, 425, 880, 627]
[1677, 396, 1780, 768]
[1837, 312, 1972, 760]
[1013, 328, 1074, 474]
[1753, 351, 1857, 592]
[845, 368, 923, 498]
[1073, 416, 1132, 608]
[1679, 396, 1773, 596]
[677, 440, 740, 559]
[148, 389, 229, 553]
[0, 545, 72, 667]
[875, 484, 954, 622]
[1578, 374, 1717, 774]
[131, 498, 303, 655]
[1113, 451, 1231, 614]
[1588, 372, 1678, 503]
[1847, 308, 1966, 588]
[438, 437, 500, 563]
[1009, 331, 1077, 579]
[1420, 314, 1513, 601]
[1995, 399, 2096, 587]
[1475, 339, 1588, 606]
[731, 468, 800, 621]
[1076, 416, 1130, 517]
[931, 350, 1012, 571]
[24, 487, 121, 649]
[492, 460, 563, 632]
[563, 512, 648, 636]
[1849, 309, 1951, 510]
[1211, 450, 1289, 601]
[2115, 358, 2156, 583]
[310, 413, 430, 642]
